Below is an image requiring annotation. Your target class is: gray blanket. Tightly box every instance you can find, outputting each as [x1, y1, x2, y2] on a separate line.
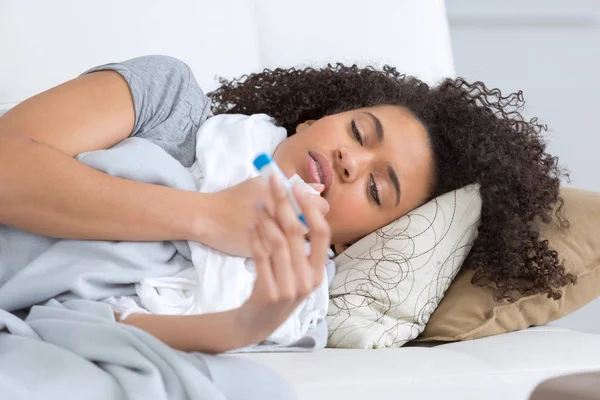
[0, 138, 297, 399]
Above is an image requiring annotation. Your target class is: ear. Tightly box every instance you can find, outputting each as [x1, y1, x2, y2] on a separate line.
[295, 119, 316, 133]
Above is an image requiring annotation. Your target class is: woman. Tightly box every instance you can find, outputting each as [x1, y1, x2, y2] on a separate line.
[0, 56, 575, 353]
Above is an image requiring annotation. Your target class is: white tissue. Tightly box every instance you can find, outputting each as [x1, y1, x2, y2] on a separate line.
[289, 174, 320, 195]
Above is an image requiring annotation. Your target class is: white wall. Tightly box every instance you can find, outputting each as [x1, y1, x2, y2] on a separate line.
[447, 0, 600, 192]
[446, 0, 600, 333]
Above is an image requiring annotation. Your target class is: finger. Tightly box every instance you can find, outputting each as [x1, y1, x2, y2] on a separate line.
[269, 175, 307, 245]
[294, 186, 329, 216]
[296, 190, 331, 281]
[269, 176, 313, 297]
[248, 223, 275, 294]
[254, 201, 296, 302]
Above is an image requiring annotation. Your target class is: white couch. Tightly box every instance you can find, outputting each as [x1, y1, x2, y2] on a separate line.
[2, 1, 600, 399]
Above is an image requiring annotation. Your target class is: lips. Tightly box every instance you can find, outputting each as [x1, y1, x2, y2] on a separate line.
[308, 151, 333, 193]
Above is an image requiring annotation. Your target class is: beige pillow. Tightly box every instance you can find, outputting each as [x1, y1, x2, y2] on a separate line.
[417, 187, 600, 342]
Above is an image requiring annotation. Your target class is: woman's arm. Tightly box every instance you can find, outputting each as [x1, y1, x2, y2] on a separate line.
[0, 70, 208, 241]
[119, 310, 253, 354]
[0, 56, 328, 256]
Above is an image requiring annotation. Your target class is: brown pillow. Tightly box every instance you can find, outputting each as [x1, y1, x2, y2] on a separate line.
[416, 187, 600, 342]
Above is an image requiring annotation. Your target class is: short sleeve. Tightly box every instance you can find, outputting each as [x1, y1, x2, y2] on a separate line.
[83, 55, 211, 166]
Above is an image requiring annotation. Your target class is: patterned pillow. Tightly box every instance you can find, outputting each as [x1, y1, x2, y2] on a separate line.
[326, 184, 482, 348]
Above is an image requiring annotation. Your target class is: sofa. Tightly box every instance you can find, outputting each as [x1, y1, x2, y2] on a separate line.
[2, 1, 599, 399]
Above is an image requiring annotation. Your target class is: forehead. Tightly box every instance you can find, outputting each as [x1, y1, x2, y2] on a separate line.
[358, 105, 430, 157]
[364, 105, 426, 136]
[366, 104, 434, 209]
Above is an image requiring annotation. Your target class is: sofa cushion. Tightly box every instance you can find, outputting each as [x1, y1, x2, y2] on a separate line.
[240, 327, 600, 400]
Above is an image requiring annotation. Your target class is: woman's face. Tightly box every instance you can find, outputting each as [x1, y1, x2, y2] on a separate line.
[273, 105, 435, 252]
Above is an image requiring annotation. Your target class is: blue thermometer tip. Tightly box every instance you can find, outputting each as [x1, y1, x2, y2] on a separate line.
[299, 214, 307, 226]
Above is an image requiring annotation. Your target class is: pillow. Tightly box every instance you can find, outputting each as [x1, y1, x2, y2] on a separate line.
[416, 187, 600, 342]
[326, 184, 481, 349]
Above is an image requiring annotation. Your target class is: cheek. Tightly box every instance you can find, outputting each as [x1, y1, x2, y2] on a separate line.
[325, 186, 373, 242]
[307, 118, 347, 145]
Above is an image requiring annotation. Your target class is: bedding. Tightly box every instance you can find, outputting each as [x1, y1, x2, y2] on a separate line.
[106, 113, 332, 349]
[0, 136, 328, 351]
[0, 137, 306, 399]
[0, 300, 293, 400]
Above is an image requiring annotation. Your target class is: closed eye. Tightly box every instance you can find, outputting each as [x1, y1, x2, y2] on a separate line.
[351, 120, 363, 146]
[369, 174, 381, 206]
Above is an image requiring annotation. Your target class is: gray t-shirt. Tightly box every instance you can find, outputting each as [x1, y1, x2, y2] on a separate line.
[84, 55, 211, 167]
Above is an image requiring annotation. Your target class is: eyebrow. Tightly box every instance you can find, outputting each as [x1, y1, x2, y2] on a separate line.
[365, 111, 401, 206]
[366, 112, 384, 143]
[387, 163, 401, 206]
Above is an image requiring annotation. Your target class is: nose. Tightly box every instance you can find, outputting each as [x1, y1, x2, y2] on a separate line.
[334, 146, 370, 183]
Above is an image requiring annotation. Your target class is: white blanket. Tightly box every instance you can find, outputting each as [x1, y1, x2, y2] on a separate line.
[108, 114, 332, 347]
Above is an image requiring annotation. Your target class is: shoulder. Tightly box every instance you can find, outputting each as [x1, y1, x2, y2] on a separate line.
[83, 55, 203, 105]
[123, 55, 193, 81]
[85, 55, 191, 79]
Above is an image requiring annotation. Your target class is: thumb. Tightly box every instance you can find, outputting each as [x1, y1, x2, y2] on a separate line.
[307, 183, 325, 194]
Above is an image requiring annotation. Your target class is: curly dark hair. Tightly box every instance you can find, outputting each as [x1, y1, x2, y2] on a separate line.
[208, 64, 577, 302]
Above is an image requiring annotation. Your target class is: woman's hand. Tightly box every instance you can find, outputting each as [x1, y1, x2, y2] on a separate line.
[232, 175, 331, 344]
[197, 176, 329, 257]
[119, 176, 331, 353]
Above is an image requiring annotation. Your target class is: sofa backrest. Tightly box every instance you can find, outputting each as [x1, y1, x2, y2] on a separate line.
[0, 0, 454, 108]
